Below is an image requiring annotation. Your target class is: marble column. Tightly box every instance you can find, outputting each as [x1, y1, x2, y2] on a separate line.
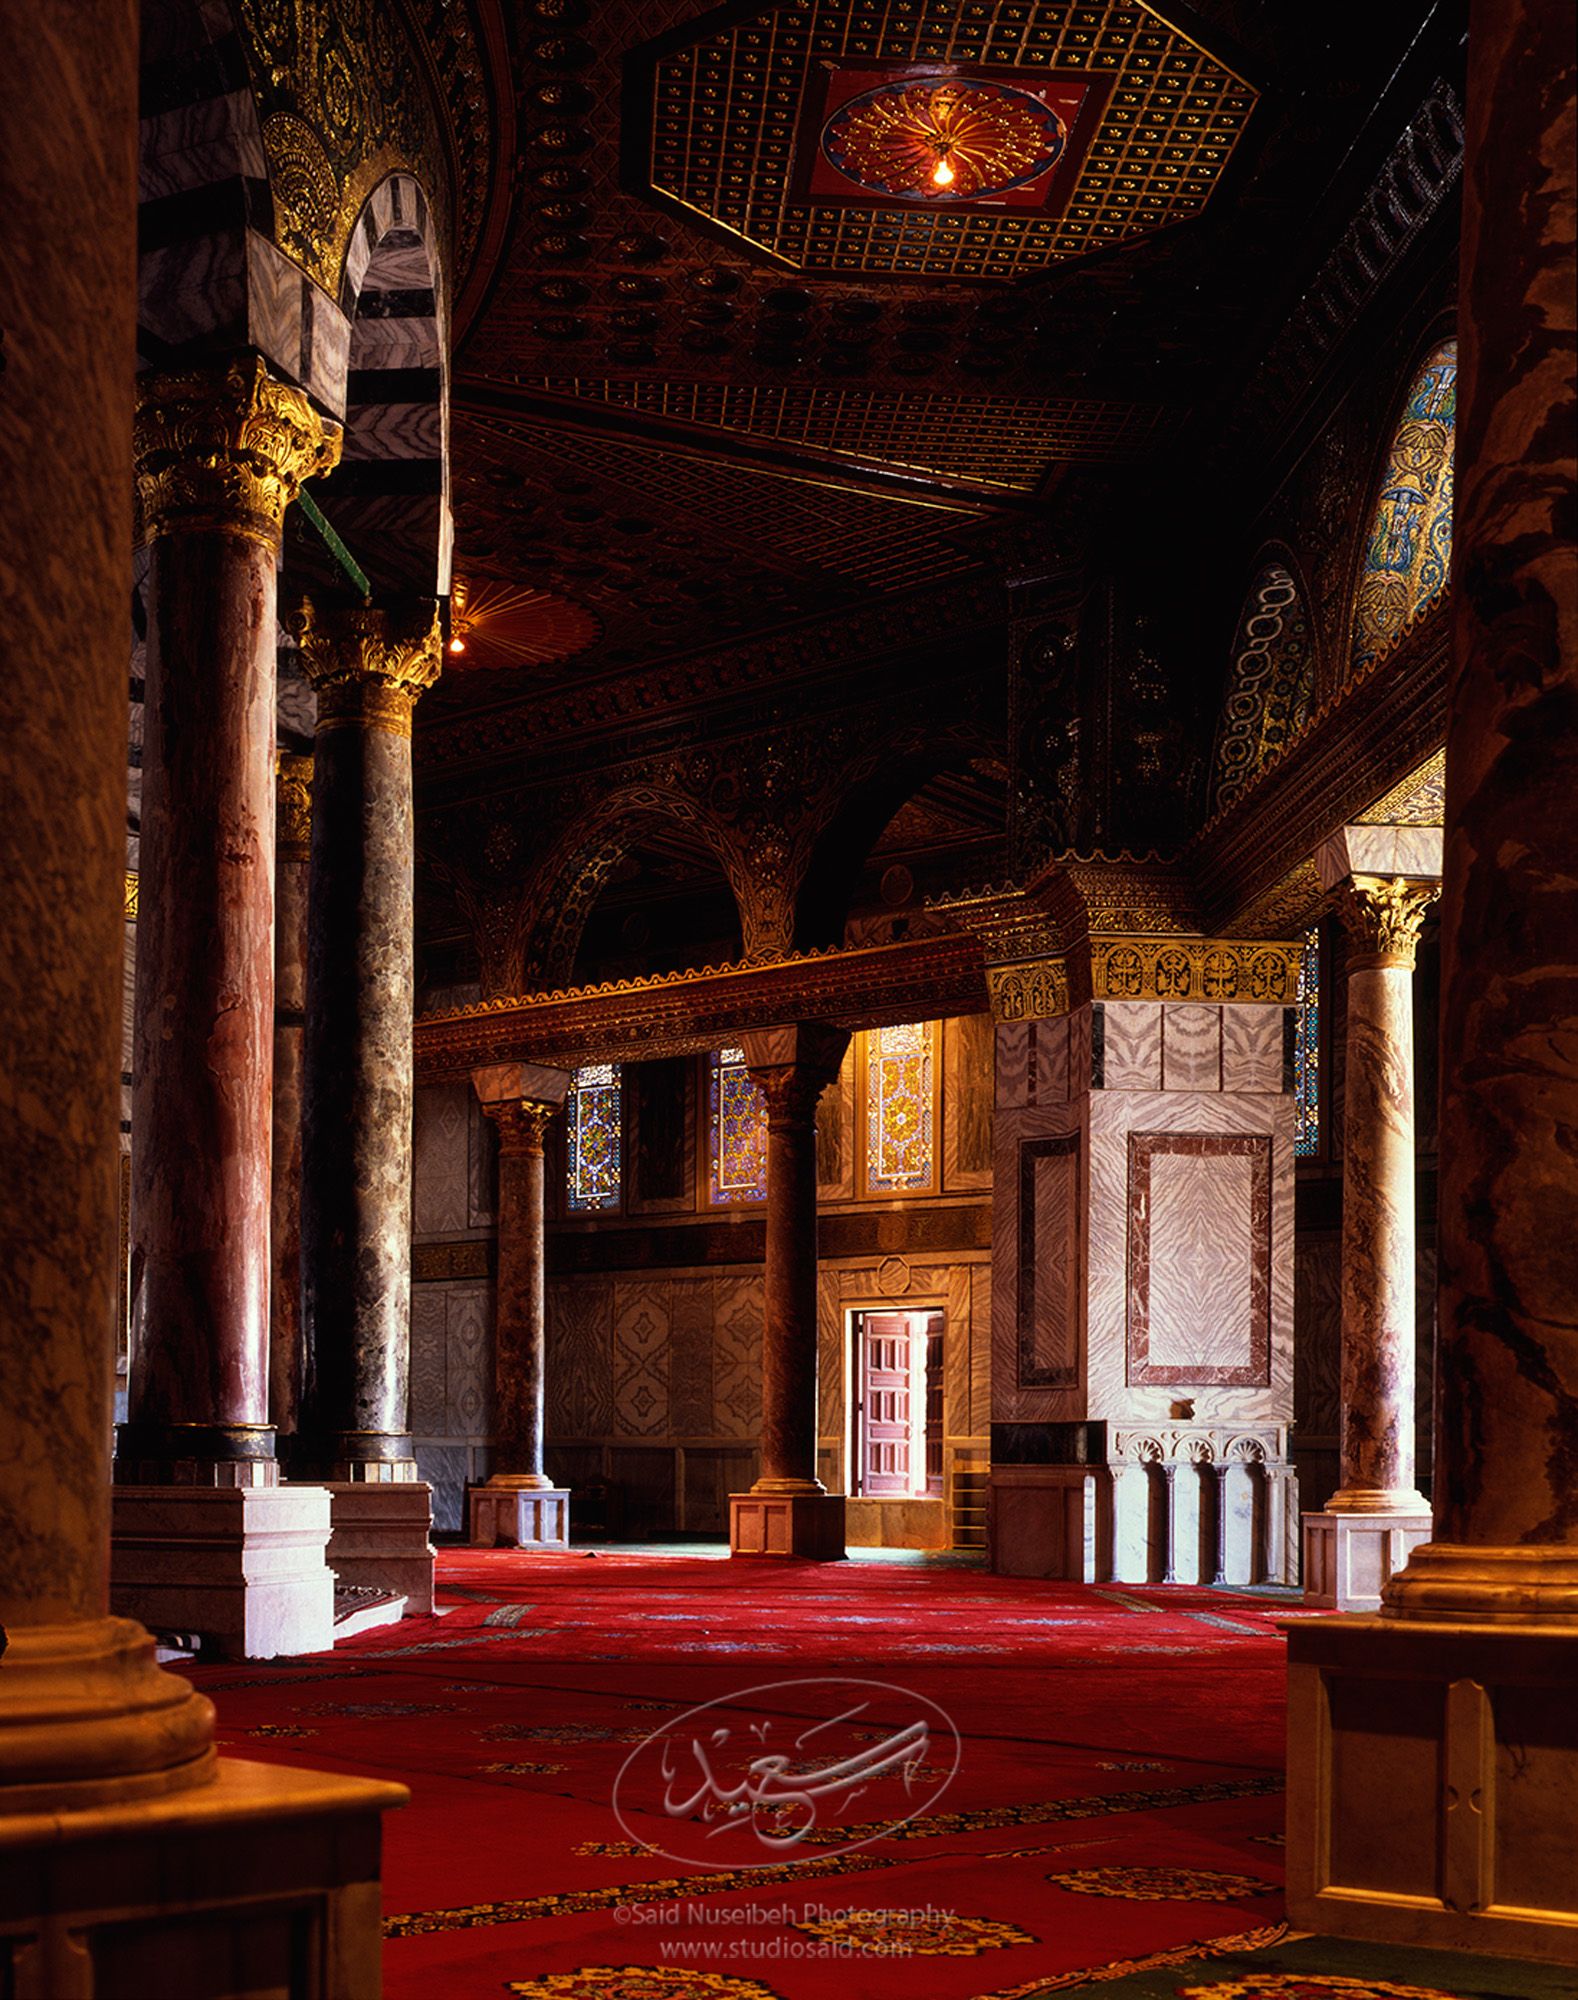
[293, 599, 440, 1615]
[111, 357, 340, 1659]
[1286, 0, 1577, 1955]
[1301, 863, 1438, 1611]
[731, 1025, 850, 1559]
[469, 1063, 572, 1549]
[269, 752, 312, 1449]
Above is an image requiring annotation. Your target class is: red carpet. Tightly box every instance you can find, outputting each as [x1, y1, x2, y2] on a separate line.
[188, 1551, 1300, 1999]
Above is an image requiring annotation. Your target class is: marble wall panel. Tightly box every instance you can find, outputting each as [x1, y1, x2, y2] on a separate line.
[1163, 1005, 1222, 1091]
[245, 231, 303, 384]
[1295, 1229, 1342, 1440]
[446, 1284, 491, 1437]
[1103, 1002, 1163, 1090]
[413, 1442, 471, 1534]
[816, 1045, 856, 1200]
[1039, 1014, 1076, 1103]
[547, 1276, 614, 1436]
[1222, 1006, 1287, 1095]
[669, 1281, 715, 1435]
[1067, 1007, 1093, 1100]
[944, 1012, 995, 1188]
[712, 1276, 763, 1439]
[992, 1099, 1086, 1424]
[994, 1022, 1031, 1111]
[1018, 1134, 1082, 1387]
[139, 89, 268, 200]
[612, 1281, 672, 1437]
[468, 1089, 497, 1228]
[413, 1082, 469, 1237]
[1128, 1137, 1269, 1385]
[409, 1289, 447, 1435]
[969, 1264, 993, 1438]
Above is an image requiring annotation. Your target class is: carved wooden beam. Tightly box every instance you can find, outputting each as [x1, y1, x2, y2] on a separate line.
[414, 931, 988, 1081]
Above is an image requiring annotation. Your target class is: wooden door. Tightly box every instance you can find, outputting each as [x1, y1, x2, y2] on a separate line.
[859, 1313, 913, 1495]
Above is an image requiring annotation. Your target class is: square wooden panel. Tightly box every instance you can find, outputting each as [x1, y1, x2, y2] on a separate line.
[1126, 1131, 1271, 1387]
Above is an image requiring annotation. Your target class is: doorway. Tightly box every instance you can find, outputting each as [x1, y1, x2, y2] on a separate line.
[850, 1308, 944, 1499]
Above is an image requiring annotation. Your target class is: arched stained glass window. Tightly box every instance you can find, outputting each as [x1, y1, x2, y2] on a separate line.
[1351, 339, 1457, 675]
[1294, 927, 1321, 1158]
[1210, 564, 1316, 813]
[865, 1022, 936, 1193]
[567, 1061, 621, 1212]
[709, 1046, 767, 1205]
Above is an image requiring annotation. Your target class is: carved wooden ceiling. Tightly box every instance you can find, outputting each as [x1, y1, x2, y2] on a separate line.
[423, 0, 1448, 757]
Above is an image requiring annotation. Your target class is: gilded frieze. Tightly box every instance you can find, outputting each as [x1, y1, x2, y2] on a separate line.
[1090, 938, 1302, 1006]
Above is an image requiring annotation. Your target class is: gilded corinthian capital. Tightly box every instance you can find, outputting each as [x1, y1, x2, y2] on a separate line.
[275, 752, 314, 857]
[290, 598, 442, 738]
[1336, 874, 1440, 969]
[134, 355, 342, 550]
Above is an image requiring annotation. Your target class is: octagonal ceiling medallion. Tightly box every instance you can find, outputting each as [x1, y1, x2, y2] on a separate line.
[629, 0, 1258, 281]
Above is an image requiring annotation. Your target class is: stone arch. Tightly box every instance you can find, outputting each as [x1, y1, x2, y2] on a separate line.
[793, 724, 1008, 952]
[1207, 551, 1319, 815]
[1347, 334, 1458, 679]
[325, 173, 451, 595]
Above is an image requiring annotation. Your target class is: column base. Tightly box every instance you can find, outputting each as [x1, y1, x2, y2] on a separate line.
[729, 1491, 845, 1560]
[1285, 1613, 1578, 1961]
[1303, 1507, 1434, 1612]
[0, 1755, 406, 1997]
[110, 1485, 335, 1660]
[323, 1482, 436, 1616]
[467, 1483, 570, 1551]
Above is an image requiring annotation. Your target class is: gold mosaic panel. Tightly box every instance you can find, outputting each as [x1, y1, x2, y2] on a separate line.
[643, 0, 1256, 280]
[532, 379, 1169, 492]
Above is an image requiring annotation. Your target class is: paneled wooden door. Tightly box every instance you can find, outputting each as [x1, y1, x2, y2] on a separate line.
[857, 1312, 914, 1495]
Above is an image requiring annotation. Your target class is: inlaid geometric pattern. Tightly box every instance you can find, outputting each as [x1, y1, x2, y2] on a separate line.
[638, 0, 1256, 280]
[531, 380, 1169, 492]
[612, 1283, 672, 1437]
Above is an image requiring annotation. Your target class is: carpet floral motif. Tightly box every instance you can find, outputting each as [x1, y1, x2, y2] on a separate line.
[505, 1971, 785, 2000]
[795, 1910, 1033, 1956]
[1046, 1866, 1276, 1902]
[480, 1760, 568, 1775]
[1178, 1980, 1466, 2000]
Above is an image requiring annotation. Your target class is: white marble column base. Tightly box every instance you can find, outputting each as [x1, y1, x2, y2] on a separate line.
[730, 1491, 845, 1560]
[468, 1484, 570, 1550]
[1286, 1614, 1578, 1960]
[1302, 1507, 1433, 1612]
[110, 1484, 335, 1660]
[324, 1481, 436, 1614]
[0, 1756, 405, 1993]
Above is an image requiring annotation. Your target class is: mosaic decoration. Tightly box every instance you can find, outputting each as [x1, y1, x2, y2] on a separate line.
[1294, 927, 1320, 1157]
[709, 1047, 769, 1206]
[865, 1021, 936, 1192]
[795, 1910, 1033, 1955]
[1179, 1981, 1465, 2000]
[1046, 1864, 1277, 1901]
[1210, 566, 1317, 812]
[506, 1973, 785, 2000]
[1351, 339, 1457, 675]
[568, 1062, 622, 1212]
[531, 380, 1170, 495]
[819, 76, 1072, 204]
[636, 0, 1257, 280]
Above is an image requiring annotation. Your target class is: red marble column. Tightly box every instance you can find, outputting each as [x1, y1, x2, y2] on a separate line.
[293, 601, 440, 1482]
[1385, 0, 1578, 1622]
[119, 359, 340, 1486]
[732, 1026, 849, 1559]
[0, 0, 214, 1805]
[269, 752, 312, 1447]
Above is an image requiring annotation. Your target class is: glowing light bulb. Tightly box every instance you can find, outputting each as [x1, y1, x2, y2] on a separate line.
[448, 635, 467, 655]
[931, 154, 955, 189]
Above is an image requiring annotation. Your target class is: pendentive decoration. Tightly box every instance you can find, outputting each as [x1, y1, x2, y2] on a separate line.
[821, 77, 1066, 200]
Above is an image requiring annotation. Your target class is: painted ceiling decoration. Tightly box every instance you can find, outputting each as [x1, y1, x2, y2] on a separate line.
[447, 578, 603, 668]
[630, 0, 1257, 280]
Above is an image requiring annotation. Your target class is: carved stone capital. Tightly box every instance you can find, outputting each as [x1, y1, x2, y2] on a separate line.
[291, 598, 442, 736]
[134, 355, 342, 551]
[1335, 874, 1439, 970]
[741, 1023, 850, 1126]
[481, 1098, 558, 1156]
[276, 751, 313, 858]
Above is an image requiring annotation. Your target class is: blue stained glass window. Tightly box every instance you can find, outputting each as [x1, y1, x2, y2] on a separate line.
[567, 1061, 621, 1211]
[709, 1046, 768, 1205]
[1294, 928, 1320, 1157]
[1351, 339, 1457, 675]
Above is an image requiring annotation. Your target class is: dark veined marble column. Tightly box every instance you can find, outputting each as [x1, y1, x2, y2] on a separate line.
[0, 0, 214, 1805]
[1385, 0, 1578, 1623]
[269, 752, 312, 1446]
[732, 1025, 850, 1560]
[293, 601, 440, 1482]
[120, 359, 340, 1486]
[469, 1064, 572, 1549]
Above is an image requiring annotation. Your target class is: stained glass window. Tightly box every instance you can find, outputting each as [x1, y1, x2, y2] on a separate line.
[865, 1021, 936, 1193]
[567, 1061, 621, 1212]
[1294, 928, 1320, 1158]
[1351, 339, 1457, 676]
[709, 1046, 767, 1206]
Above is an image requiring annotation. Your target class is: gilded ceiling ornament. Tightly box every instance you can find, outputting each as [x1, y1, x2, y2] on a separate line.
[291, 598, 442, 736]
[133, 356, 342, 551]
[1335, 875, 1439, 969]
[822, 79, 1065, 202]
[261, 113, 339, 278]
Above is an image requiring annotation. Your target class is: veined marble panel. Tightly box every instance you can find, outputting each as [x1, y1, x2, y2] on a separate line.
[547, 1277, 614, 1437]
[1127, 1135, 1269, 1386]
[669, 1282, 715, 1436]
[1086, 1091, 1292, 1427]
[308, 289, 352, 420]
[612, 1282, 671, 1437]
[351, 314, 441, 369]
[995, 1022, 1031, 1111]
[1102, 1002, 1163, 1090]
[992, 1102, 1086, 1422]
[944, 1012, 995, 1188]
[409, 1290, 447, 1435]
[446, 1285, 491, 1436]
[1067, 1006, 1094, 1099]
[1163, 1005, 1221, 1091]
[360, 239, 435, 293]
[346, 401, 444, 460]
[1018, 1134, 1082, 1387]
[139, 89, 268, 199]
[139, 232, 246, 348]
[1035, 1014, 1074, 1104]
[245, 231, 303, 386]
[712, 1277, 763, 1440]
[413, 1082, 469, 1237]
[1222, 1006, 1287, 1094]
